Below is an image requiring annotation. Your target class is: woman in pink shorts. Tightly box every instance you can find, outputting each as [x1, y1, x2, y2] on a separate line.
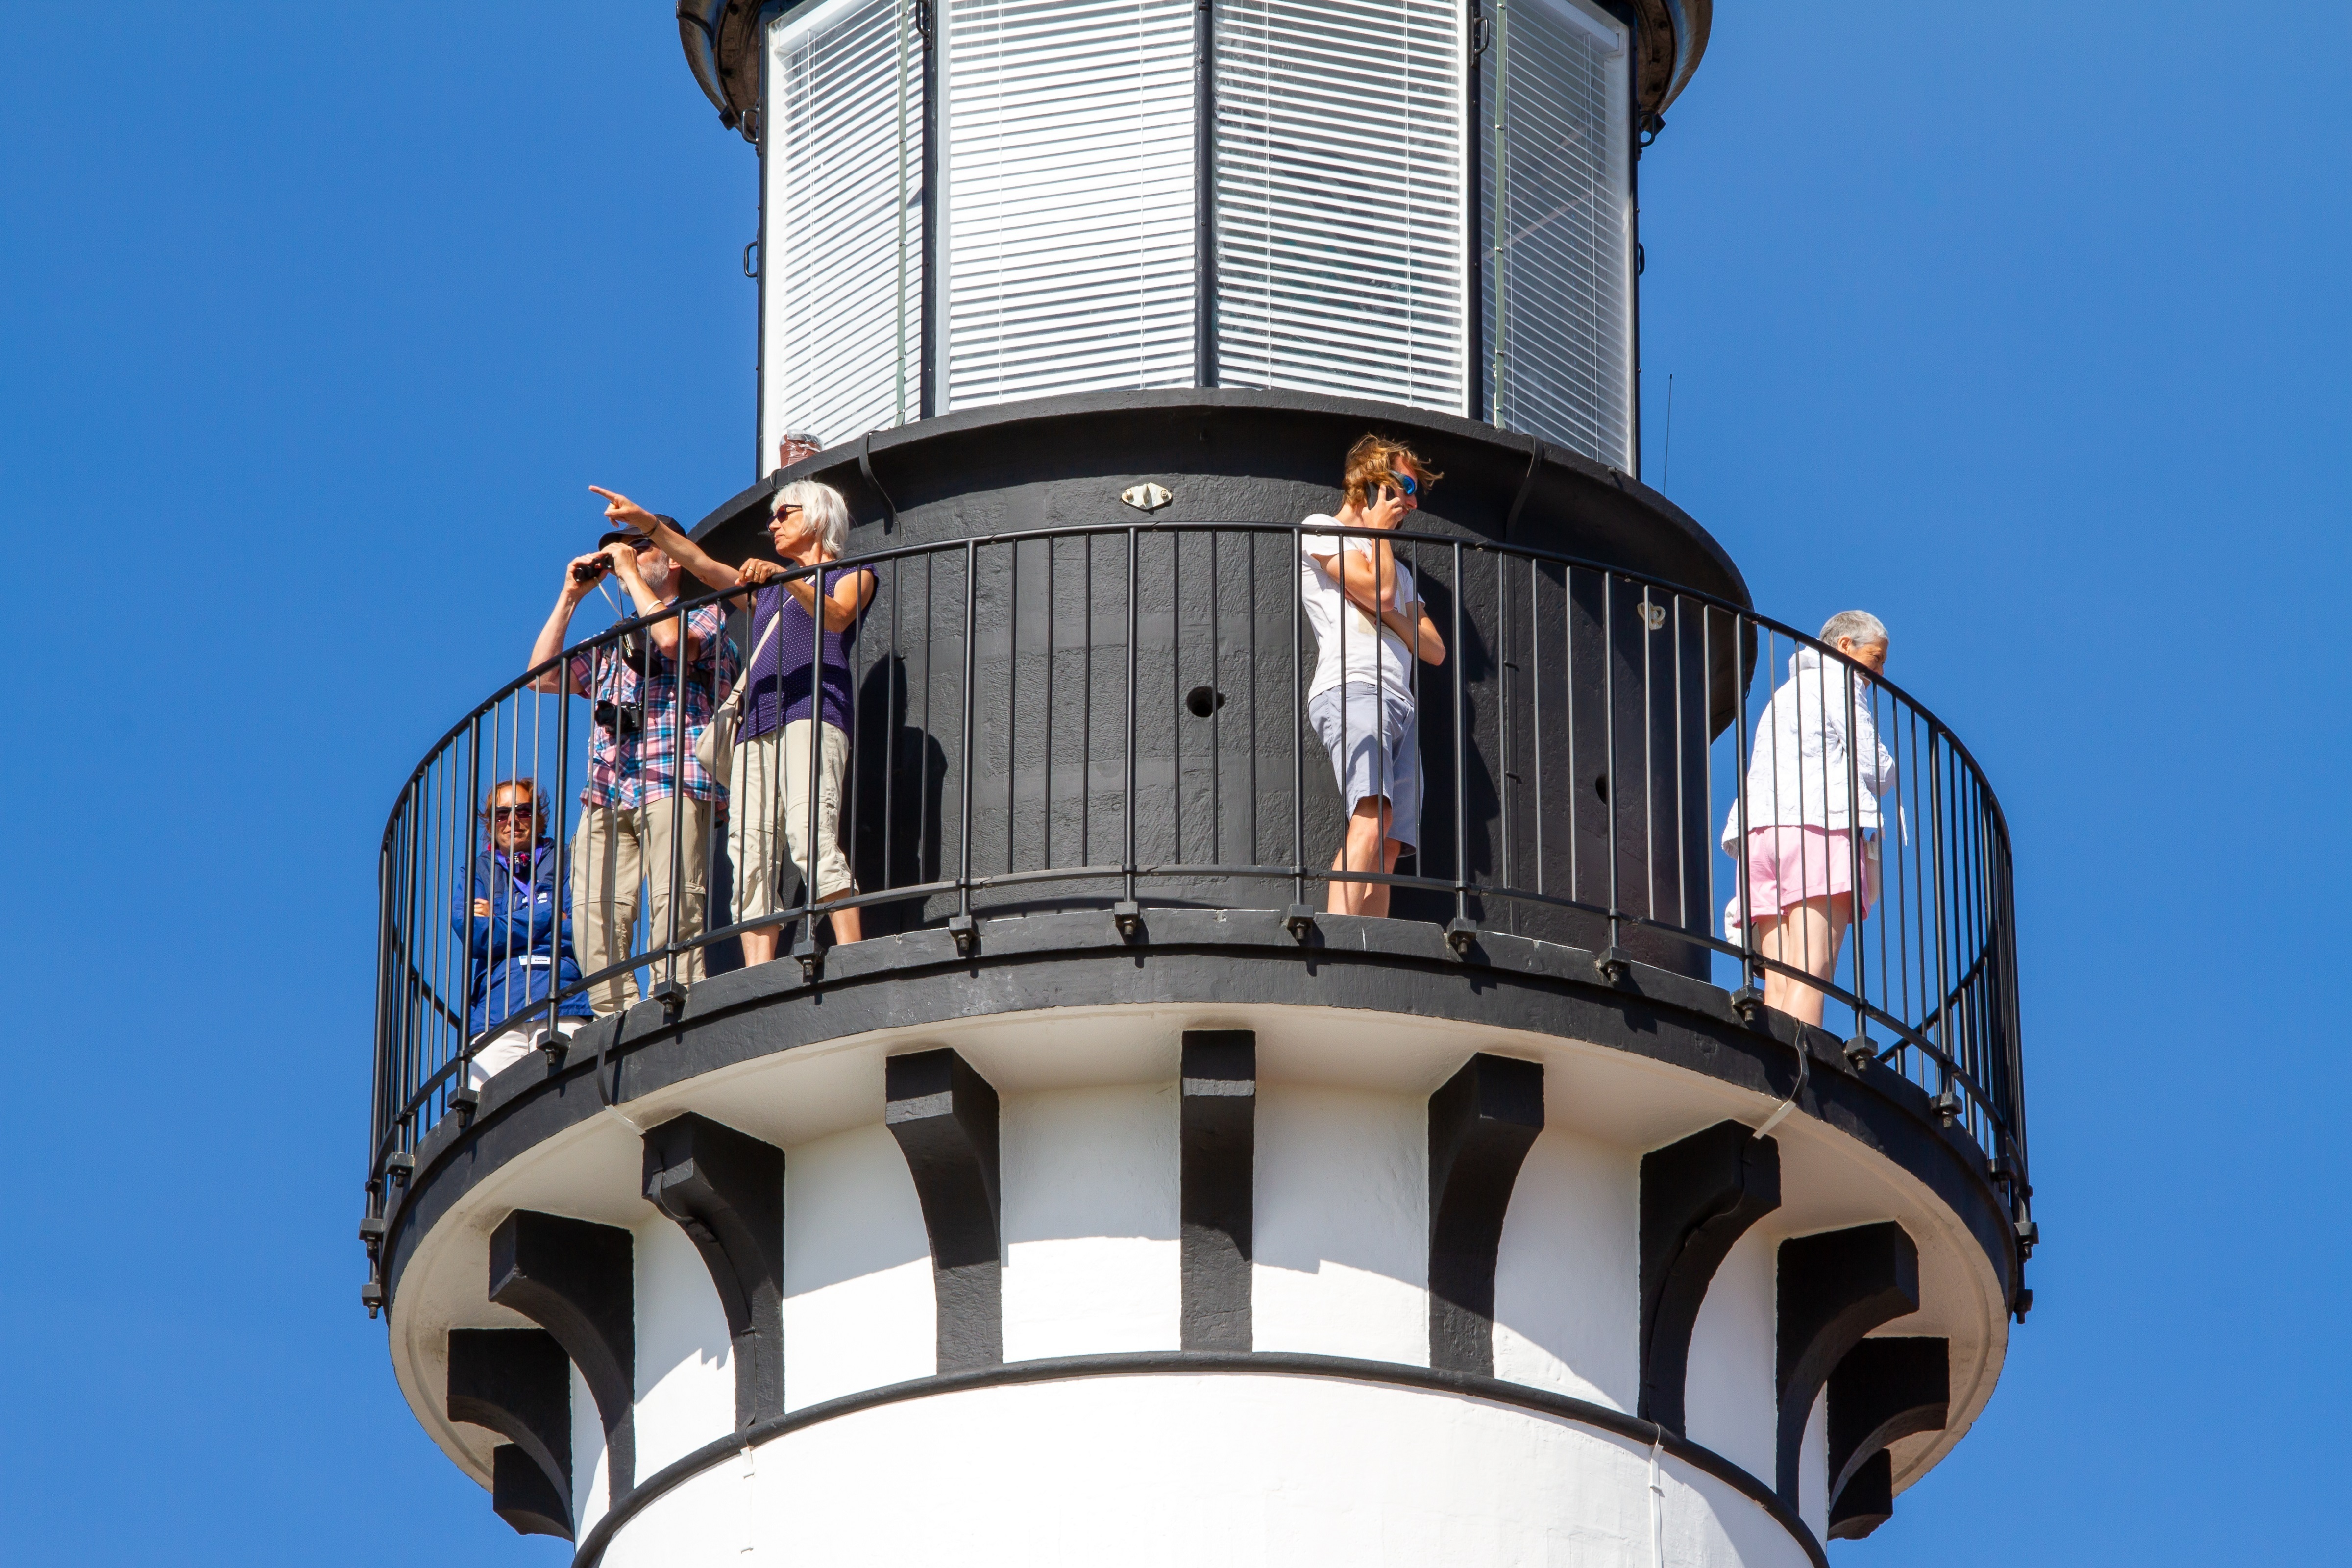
[1721, 612, 1897, 1026]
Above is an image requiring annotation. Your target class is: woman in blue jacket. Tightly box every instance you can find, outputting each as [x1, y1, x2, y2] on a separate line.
[451, 780, 593, 1087]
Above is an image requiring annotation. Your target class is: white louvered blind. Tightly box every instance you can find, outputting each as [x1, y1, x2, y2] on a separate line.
[940, 0, 1197, 411]
[1214, 0, 1467, 413]
[764, 0, 923, 457]
[1482, 0, 1632, 471]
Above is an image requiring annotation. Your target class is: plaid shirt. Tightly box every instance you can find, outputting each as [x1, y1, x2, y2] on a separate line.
[566, 602, 739, 809]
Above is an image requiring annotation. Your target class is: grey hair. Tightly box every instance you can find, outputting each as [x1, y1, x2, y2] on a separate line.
[1818, 609, 1888, 650]
[773, 479, 853, 556]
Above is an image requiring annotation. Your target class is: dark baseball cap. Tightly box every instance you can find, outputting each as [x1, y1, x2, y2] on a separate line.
[596, 513, 678, 549]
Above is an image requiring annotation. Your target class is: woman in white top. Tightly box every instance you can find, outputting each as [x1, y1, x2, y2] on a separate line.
[1298, 436, 1447, 917]
[1721, 611, 1897, 1025]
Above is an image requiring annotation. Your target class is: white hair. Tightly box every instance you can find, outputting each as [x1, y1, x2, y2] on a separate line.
[1818, 609, 1888, 650]
[773, 479, 853, 556]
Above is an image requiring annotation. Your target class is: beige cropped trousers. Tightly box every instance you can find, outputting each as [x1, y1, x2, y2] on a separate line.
[730, 719, 855, 924]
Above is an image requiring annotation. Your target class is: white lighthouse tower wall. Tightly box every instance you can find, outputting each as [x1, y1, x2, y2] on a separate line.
[1491, 1126, 1640, 1410]
[1003, 1084, 1184, 1358]
[780, 1122, 938, 1409]
[1252, 1083, 1430, 1364]
[601, 1375, 1825, 1568]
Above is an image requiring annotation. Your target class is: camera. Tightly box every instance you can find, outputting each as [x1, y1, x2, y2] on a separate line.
[593, 698, 643, 736]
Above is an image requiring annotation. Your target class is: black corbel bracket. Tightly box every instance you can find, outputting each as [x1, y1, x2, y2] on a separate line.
[641, 1113, 786, 1427]
[1825, 1335, 1949, 1535]
[885, 1048, 1003, 1372]
[489, 1210, 636, 1494]
[446, 1327, 574, 1540]
[1426, 1053, 1545, 1375]
[1827, 1449, 1894, 1539]
[489, 1444, 573, 1539]
[1638, 1121, 1781, 1431]
[1180, 1030, 1256, 1352]
[1775, 1222, 1920, 1505]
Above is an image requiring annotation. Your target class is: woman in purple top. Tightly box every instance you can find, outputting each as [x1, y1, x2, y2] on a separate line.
[593, 479, 875, 964]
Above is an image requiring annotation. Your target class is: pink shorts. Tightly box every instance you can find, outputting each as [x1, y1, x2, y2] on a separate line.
[1740, 826, 1877, 923]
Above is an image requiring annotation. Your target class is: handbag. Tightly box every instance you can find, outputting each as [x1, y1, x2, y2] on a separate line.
[693, 602, 784, 780]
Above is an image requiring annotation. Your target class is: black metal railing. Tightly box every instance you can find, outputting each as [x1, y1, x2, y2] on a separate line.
[364, 522, 2029, 1262]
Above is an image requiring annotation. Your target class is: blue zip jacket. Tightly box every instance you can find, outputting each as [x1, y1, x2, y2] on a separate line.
[450, 840, 592, 1035]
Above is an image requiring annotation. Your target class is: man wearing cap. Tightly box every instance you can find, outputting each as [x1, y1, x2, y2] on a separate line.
[525, 526, 739, 1013]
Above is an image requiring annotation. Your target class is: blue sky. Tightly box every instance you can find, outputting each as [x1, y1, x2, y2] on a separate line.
[0, 3, 2343, 1563]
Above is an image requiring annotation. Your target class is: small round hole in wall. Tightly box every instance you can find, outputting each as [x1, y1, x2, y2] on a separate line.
[1185, 686, 1226, 719]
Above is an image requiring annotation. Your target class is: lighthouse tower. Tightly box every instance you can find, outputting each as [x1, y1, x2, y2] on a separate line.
[361, 4, 2033, 1565]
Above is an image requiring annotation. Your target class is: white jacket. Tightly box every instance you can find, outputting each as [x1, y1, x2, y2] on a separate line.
[1720, 647, 1898, 850]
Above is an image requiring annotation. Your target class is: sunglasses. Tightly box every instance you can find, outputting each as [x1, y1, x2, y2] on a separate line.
[485, 804, 537, 821]
[1385, 470, 1418, 498]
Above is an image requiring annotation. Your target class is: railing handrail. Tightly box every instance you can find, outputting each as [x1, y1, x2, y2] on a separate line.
[366, 518, 2028, 1250]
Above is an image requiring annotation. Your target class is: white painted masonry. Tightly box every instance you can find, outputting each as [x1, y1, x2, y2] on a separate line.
[1492, 1126, 1641, 1409]
[1250, 1083, 1429, 1365]
[571, 1361, 609, 1541]
[598, 1374, 1817, 1568]
[1685, 1223, 1777, 1480]
[632, 1211, 735, 1476]
[1798, 1389, 1829, 1539]
[781, 1121, 935, 1409]
[1001, 1084, 1182, 1360]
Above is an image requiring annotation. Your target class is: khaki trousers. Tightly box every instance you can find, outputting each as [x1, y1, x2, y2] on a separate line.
[571, 797, 711, 1013]
[730, 719, 855, 924]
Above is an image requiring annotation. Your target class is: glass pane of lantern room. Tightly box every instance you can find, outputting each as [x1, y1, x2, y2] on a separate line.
[765, 0, 926, 462]
[1214, 0, 1468, 415]
[1482, 0, 1633, 472]
[939, 0, 1199, 412]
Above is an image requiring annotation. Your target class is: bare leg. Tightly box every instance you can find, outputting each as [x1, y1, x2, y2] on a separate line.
[1328, 797, 1394, 916]
[828, 904, 863, 944]
[740, 926, 783, 966]
[1756, 894, 1854, 1026]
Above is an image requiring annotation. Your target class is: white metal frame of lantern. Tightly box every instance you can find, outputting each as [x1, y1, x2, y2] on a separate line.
[758, 0, 1638, 475]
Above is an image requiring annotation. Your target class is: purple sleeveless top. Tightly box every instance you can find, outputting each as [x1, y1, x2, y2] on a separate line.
[740, 572, 860, 742]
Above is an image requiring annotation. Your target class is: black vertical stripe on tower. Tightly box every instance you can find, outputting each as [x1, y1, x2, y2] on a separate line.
[1194, 0, 1216, 387]
[1638, 1121, 1781, 1431]
[641, 1113, 787, 1427]
[487, 1211, 637, 1493]
[885, 1048, 1003, 1370]
[1774, 1222, 1920, 1505]
[446, 1328, 574, 1540]
[1425, 1053, 1544, 1375]
[1180, 1030, 1255, 1349]
[1826, 1336, 1948, 1511]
